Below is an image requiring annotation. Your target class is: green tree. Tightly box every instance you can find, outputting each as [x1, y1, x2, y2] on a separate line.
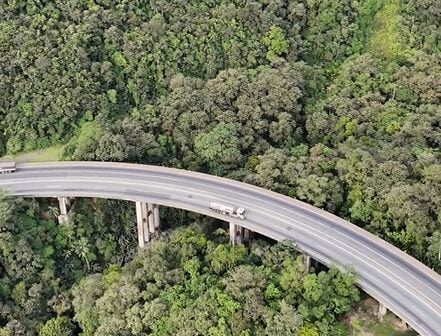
[263, 26, 289, 61]
[194, 123, 242, 165]
[427, 231, 441, 272]
[39, 316, 73, 336]
[72, 275, 104, 335]
[265, 301, 303, 335]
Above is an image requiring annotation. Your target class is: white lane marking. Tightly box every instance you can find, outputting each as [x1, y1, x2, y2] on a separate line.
[2, 175, 441, 315]
[3, 174, 439, 289]
[51, 170, 439, 286]
[9, 167, 441, 333]
[1, 173, 437, 284]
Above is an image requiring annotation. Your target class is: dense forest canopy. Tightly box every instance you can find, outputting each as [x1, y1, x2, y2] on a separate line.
[0, 195, 360, 335]
[2, 0, 437, 269]
[0, 0, 440, 334]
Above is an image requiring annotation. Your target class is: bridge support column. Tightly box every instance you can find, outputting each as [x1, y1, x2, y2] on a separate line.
[398, 319, 408, 330]
[243, 228, 250, 242]
[229, 222, 243, 245]
[136, 201, 148, 248]
[304, 255, 311, 272]
[378, 302, 387, 319]
[229, 224, 251, 245]
[58, 197, 71, 224]
[136, 202, 160, 248]
[153, 204, 160, 229]
[229, 222, 237, 245]
[141, 202, 150, 244]
[147, 203, 155, 234]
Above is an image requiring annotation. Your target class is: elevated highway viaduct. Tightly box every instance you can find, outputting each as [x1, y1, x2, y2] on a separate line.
[0, 162, 440, 336]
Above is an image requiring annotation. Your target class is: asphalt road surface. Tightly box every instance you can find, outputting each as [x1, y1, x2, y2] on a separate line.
[0, 162, 440, 336]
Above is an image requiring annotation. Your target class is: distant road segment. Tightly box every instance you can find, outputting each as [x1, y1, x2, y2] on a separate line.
[0, 162, 440, 336]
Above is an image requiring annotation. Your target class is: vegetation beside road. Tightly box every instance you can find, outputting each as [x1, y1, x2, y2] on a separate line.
[348, 298, 418, 336]
[0, 146, 62, 163]
[0, 0, 439, 334]
[1, 0, 439, 273]
[0, 195, 359, 335]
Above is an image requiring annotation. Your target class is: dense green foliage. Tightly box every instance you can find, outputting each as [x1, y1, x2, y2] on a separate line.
[71, 227, 359, 335]
[4, 0, 436, 270]
[0, 194, 137, 334]
[0, 193, 360, 335]
[0, 0, 440, 334]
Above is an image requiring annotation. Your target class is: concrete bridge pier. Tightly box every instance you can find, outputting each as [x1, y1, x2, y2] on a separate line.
[229, 222, 237, 245]
[136, 202, 160, 248]
[58, 197, 71, 224]
[398, 320, 408, 330]
[153, 204, 160, 229]
[378, 302, 387, 319]
[304, 255, 311, 272]
[229, 223, 251, 245]
[136, 201, 147, 248]
[243, 228, 251, 241]
[378, 302, 408, 329]
[147, 203, 155, 234]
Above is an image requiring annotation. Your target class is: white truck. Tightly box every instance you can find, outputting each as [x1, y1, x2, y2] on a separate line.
[209, 202, 246, 220]
[0, 161, 16, 174]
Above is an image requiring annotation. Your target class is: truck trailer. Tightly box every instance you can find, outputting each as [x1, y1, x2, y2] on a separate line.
[0, 161, 16, 174]
[209, 202, 246, 220]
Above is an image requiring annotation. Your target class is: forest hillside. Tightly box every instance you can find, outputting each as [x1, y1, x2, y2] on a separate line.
[1, 0, 439, 272]
[0, 1, 439, 335]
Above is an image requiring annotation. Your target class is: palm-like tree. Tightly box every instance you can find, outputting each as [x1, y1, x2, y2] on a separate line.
[73, 237, 91, 270]
[47, 206, 60, 219]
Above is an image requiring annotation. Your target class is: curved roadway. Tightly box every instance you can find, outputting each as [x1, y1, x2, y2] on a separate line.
[0, 162, 440, 336]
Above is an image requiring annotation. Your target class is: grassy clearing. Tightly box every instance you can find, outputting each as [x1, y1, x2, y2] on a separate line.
[348, 298, 418, 336]
[28, 145, 63, 162]
[0, 145, 63, 163]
